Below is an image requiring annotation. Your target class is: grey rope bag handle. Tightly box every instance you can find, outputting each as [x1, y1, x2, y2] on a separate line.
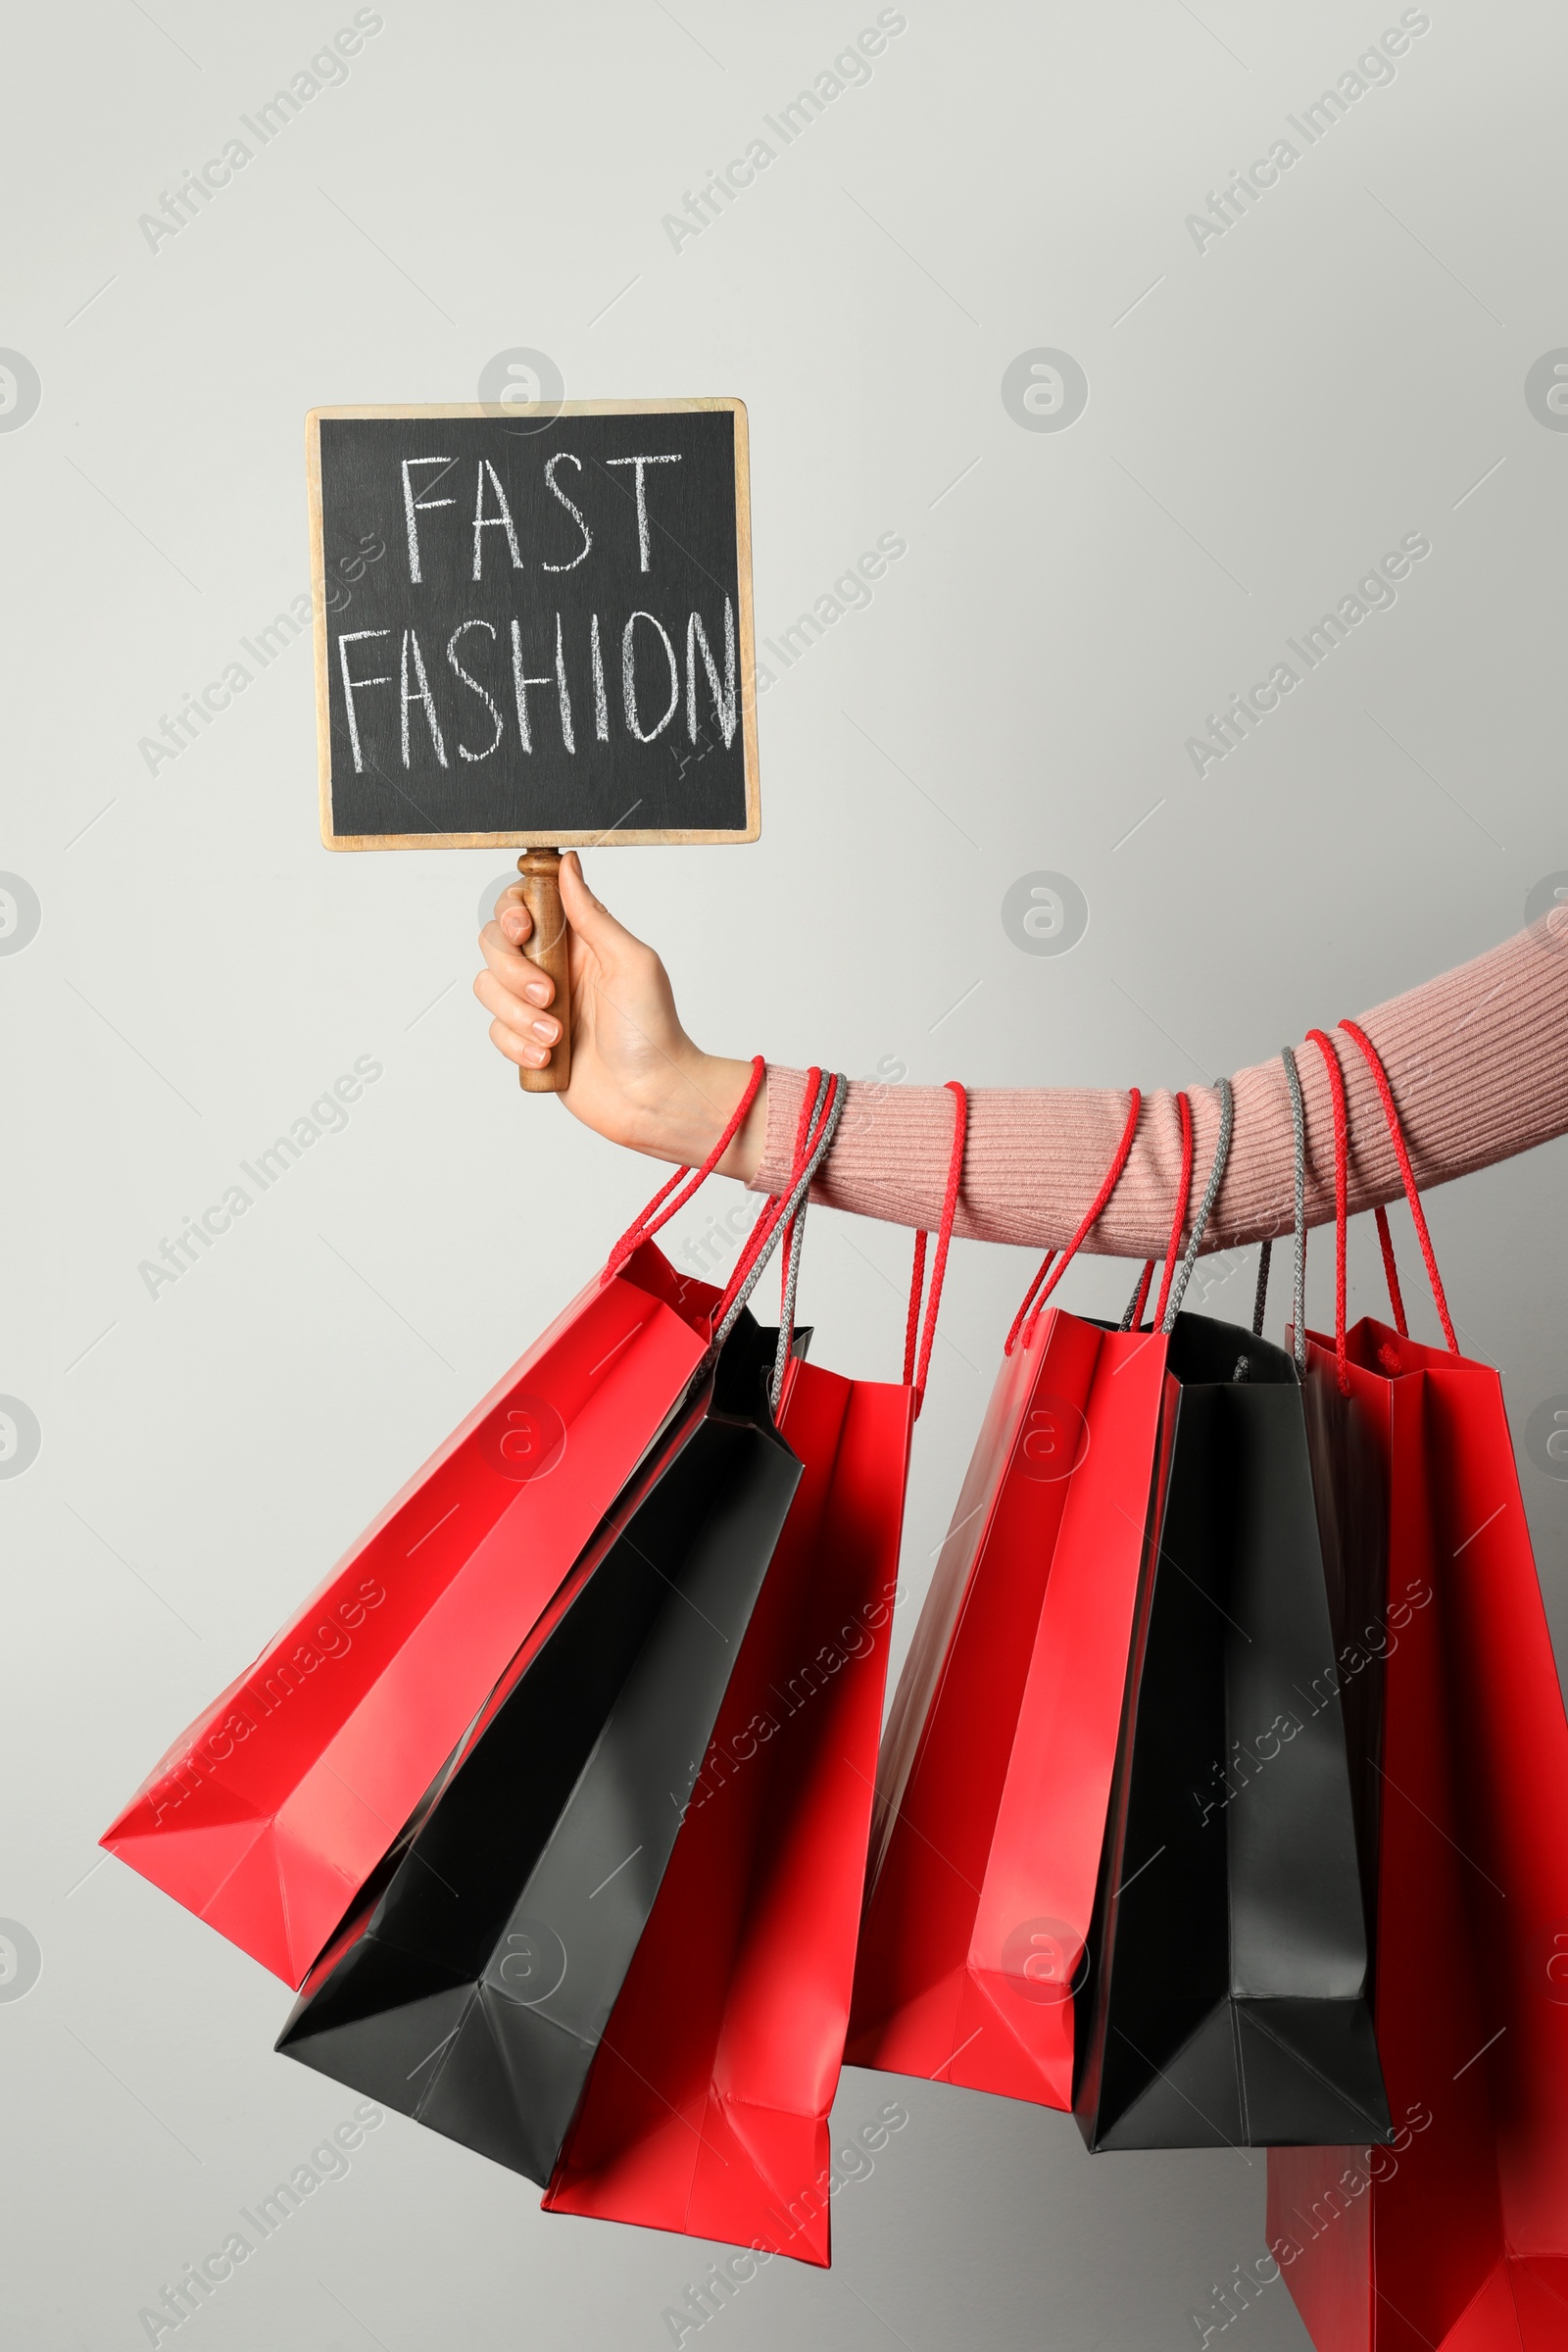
[1248, 1045, 1309, 1368]
[1119, 1078, 1236, 1332]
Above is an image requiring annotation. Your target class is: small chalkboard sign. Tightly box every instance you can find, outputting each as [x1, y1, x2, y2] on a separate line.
[306, 400, 759, 851]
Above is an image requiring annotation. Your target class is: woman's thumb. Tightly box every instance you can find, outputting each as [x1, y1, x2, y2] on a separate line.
[558, 852, 641, 966]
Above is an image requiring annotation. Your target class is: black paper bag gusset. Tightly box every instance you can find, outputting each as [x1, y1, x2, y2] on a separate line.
[275, 1308, 803, 2185]
[1072, 1310, 1393, 2153]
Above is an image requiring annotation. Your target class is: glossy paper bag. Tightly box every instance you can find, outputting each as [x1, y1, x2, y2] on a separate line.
[847, 1303, 1166, 2109]
[102, 1242, 720, 1984]
[275, 1309, 804, 2180]
[1073, 1310, 1392, 2153]
[1268, 1021, 1568, 2350]
[101, 1062, 776, 1987]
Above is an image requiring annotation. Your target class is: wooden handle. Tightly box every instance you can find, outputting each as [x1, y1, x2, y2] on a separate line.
[515, 849, 572, 1094]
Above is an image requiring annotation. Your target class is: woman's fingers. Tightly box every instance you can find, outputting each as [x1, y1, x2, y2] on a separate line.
[476, 855, 689, 1107]
[487, 1016, 551, 1070]
[475, 878, 569, 1071]
[478, 910, 556, 1008]
[473, 966, 562, 1054]
[478, 881, 540, 979]
[489, 880, 531, 941]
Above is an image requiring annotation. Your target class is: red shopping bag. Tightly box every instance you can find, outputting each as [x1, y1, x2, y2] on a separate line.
[101, 1067, 768, 1987]
[848, 1085, 1213, 2110]
[544, 1073, 966, 2264]
[1266, 1024, 1568, 2351]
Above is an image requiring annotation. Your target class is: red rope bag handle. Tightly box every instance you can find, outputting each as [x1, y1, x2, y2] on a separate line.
[1150, 1091, 1196, 1333]
[715, 1065, 833, 1324]
[1338, 1018, 1457, 1354]
[1004, 1089, 1143, 1356]
[725, 1068, 962, 1418]
[764, 1067, 843, 1385]
[904, 1082, 968, 1416]
[603, 1055, 766, 1282]
[1304, 1023, 1458, 1393]
[1373, 1204, 1409, 1338]
[1303, 1029, 1351, 1393]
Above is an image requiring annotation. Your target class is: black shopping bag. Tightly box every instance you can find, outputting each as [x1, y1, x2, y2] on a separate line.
[1072, 1309, 1393, 2152]
[275, 1305, 803, 2183]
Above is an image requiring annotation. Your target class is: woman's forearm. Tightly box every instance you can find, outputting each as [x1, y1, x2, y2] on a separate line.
[748, 920, 1568, 1258]
[474, 873, 1568, 1253]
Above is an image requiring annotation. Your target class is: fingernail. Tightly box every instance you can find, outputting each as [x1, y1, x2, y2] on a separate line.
[524, 1043, 547, 1065]
[531, 1018, 559, 1043]
[523, 979, 551, 1004]
[501, 910, 525, 939]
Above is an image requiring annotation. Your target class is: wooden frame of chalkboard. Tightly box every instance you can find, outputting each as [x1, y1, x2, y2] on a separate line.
[306, 400, 760, 851]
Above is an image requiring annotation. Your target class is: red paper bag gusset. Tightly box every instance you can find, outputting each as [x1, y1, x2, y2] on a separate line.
[848, 1089, 1169, 2108]
[543, 1072, 965, 2265]
[100, 1071, 767, 1987]
[1267, 1022, 1568, 2351]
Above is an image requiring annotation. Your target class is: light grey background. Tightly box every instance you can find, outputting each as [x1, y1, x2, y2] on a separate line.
[4, 1, 1566, 2344]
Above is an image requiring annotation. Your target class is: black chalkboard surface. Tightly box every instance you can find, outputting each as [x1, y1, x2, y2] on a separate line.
[308, 402, 759, 849]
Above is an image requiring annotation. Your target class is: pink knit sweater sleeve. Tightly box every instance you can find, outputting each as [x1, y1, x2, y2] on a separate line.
[748, 921, 1568, 1257]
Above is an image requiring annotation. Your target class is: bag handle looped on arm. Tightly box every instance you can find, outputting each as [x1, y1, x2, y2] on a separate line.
[903, 1082, 968, 1418]
[1005, 1089, 1144, 1357]
[1337, 1017, 1457, 1354]
[1117, 1081, 1234, 1335]
[765, 1069, 841, 1411]
[1303, 1022, 1458, 1396]
[712, 1069, 847, 1375]
[771, 1070, 833, 1402]
[1303, 1028, 1352, 1393]
[1281, 1043, 1308, 1372]
[1139, 1092, 1196, 1333]
[1156, 1077, 1234, 1334]
[1250, 1239, 1272, 1339]
[603, 1055, 766, 1282]
[765, 1075, 967, 1420]
[1121, 1258, 1155, 1334]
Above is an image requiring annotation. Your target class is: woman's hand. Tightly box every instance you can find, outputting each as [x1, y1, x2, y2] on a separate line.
[474, 853, 766, 1179]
